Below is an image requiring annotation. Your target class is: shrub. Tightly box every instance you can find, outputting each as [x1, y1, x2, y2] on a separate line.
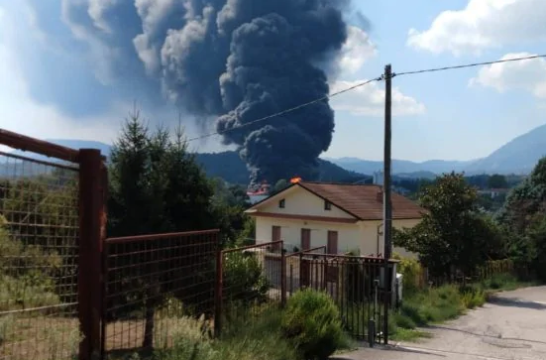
[0, 216, 62, 311]
[281, 289, 346, 360]
[223, 252, 270, 305]
[398, 285, 464, 326]
[396, 257, 425, 294]
[153, 315, 216, 360]
[460, 288, 486, 309]
[155, 305, 298, 360]
[0, 315, 14, 345]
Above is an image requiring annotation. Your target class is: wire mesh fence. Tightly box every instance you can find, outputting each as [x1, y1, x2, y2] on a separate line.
[0, 151, 81, 360]
[217, 241, 285, 335]
[102, 230, 219, 359]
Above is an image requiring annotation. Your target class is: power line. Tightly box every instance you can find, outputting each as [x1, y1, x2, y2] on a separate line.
[394, 53, 546, 77]
[187, 77, 382, 142]
[187, 53, 546, 142]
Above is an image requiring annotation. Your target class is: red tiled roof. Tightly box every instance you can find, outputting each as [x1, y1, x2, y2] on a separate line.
[298, 182, 424, 220]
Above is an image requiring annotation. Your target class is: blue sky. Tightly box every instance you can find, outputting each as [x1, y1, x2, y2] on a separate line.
[1, 0, 545, 162]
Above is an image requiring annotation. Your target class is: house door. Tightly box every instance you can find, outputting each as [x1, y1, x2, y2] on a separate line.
[272, 226, 281, 251]
[326, 231, 339, 283]
[300, 229, 311, 288]
[327, 231, 338, 254]
[301, 228, 311, 250]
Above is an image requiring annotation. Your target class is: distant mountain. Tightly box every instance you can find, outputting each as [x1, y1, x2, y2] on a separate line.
[48, 139, 113, 157]
[195, 151, 369, 185]
[463, 124, 546, 175]
[11, 121, 546, 182]
[327, 123, 546, 176]
[324, 157, 474, 176]
[10, 139, 112, 162]
[5, 140, 367, 185]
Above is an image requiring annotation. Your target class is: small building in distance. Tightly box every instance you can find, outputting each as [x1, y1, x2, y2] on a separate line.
[244, 180, 424, 258]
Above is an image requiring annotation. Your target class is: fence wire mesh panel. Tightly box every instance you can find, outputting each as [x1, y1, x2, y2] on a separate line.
[0, 151, 80, 360]
[287, 254, 395, 342]
[102, 230, 219, 359]
[218, 241, 284, 335]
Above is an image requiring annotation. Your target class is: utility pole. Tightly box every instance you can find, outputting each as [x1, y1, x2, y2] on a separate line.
[382, 64, 393, 345]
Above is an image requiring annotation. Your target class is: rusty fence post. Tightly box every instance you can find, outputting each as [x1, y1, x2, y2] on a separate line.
[78, 149, 105, 360]
[214, 249, 223, 338]
[100, 164, 108, 360]
[281, 242, 286, 307]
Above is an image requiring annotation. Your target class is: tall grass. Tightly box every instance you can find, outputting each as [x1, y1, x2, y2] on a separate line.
[150, 304, 299, 360]
[390, 272, 535, 341]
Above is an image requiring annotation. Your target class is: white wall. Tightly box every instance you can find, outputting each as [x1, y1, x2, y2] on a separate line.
[252, 185, 421, 258]
[257, 186, 353, 219]
[255, 216, 361, 254]
[359, 219, 421, 258]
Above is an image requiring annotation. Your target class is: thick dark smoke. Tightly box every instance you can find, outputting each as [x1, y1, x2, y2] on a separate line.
[56, 0, 352, 185]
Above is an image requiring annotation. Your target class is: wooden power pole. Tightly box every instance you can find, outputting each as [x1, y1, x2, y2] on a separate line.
[382, 64, 393, 344]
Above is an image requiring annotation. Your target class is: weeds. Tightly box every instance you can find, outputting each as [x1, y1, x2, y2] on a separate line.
[150, 304, 298, 360]
[391, 272, 534, 342]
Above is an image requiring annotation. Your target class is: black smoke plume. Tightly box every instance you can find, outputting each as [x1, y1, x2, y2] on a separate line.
[59, 0, 351, 185]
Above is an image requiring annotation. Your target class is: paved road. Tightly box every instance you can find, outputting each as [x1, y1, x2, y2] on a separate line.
[334, 286, 546, 360]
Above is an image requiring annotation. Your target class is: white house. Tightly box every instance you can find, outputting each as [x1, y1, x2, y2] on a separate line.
[244, 181, 423, 257]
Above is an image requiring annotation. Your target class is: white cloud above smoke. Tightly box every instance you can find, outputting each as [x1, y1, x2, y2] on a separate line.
[470, 52, 546, 99]
[407, 0, 546, 55]
[329, 80, 426, 117]
[337, 26, 376, 75]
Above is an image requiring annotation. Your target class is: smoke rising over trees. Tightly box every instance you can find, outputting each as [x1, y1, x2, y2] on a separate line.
[46, 0, 356, 184]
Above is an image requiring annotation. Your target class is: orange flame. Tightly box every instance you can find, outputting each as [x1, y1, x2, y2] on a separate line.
[290, 177, 302, 184]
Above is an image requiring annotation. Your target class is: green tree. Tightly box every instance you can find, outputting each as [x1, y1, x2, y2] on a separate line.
[209, 178, 251, 246]
[498, 157, 546, 279]
[488, 174, 508, 189]
[271, 179, 289, 196]
[394, 173, 500, 278]
[107, 113, 218, 347]
[525, 215, 546, 281]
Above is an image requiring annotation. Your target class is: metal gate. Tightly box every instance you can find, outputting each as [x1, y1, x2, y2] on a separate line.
[287, 253, 396, 344]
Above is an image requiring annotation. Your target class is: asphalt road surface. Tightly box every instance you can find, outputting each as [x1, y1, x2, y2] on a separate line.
[335, 286, 546, 360]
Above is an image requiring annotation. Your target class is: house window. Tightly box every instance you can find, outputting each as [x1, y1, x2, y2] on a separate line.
[279, 199, 285, 208]
[324, 200, 332, 211]
[327, 231, 338, 254]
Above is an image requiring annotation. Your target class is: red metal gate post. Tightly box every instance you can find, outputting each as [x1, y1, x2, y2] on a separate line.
[281, 242, 286, 307]
[78, 149, 105, 360]
[214, 249, 223, 337]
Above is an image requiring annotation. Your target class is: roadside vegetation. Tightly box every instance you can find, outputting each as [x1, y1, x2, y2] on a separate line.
[121, 289, 351, 360]
[391, 258, 539, 342]
[390, 165, 546, 342]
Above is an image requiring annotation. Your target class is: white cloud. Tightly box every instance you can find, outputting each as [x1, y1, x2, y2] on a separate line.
[329, 80, 426, 117]
[338, 26, 376, 75]
[0, 15, 120, 146]
[0, 4, 235, 156]
[469, 52, 546, 98]
[407, 0, 546, 55]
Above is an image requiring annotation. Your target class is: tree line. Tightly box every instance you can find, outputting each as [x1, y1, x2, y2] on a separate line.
[394, 161, 546, 282]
